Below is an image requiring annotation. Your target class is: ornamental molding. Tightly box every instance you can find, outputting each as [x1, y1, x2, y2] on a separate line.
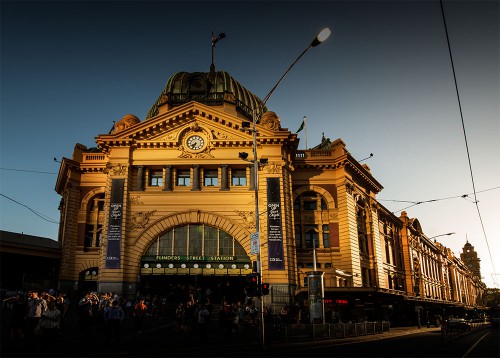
[130, 210, 157, 230]
[178, 144, 215, 158]
[264, 161, 281, 174]
[129, 196, 143, 205]
[104, 163, 127, 176]
[344, 180, 354, 195]
[158, 132, 178, 141]
[235, 210, 256, 230]
[223, 93, 236, 104]
[211, 130, 229, 139]
[260, 112, 280, 131]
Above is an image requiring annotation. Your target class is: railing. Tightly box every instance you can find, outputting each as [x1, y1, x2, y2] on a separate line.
[83, 153, 106, 161]
[294, 150, 334, 159]
[266, 321, 391, 343]
[441, 319, 490, 344]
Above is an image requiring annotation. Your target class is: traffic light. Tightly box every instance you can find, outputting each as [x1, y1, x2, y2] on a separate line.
[245, 273, 260, 297]
[261, 283, 270, 295]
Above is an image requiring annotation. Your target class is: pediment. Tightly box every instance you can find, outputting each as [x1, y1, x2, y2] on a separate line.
[96, 102, 292, 152]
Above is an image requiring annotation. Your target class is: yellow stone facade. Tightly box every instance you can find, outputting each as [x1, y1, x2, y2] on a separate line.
[55, 70, 485, 322]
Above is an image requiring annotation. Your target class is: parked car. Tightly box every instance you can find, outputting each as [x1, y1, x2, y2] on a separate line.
[448, 318, 472, 331]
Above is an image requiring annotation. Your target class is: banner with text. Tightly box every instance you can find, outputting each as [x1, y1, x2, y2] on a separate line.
[267, 178, 285, 270]
[105, 178, 124, 269]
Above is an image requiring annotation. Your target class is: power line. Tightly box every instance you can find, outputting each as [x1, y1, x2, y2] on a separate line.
[0, 167, 57, 175]
[379, 186, 500, 211]
[0, 193, 59, 224]
[440, 0, 496, 286]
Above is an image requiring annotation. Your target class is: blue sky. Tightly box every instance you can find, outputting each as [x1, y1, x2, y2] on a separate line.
[1, 0, 499, 288]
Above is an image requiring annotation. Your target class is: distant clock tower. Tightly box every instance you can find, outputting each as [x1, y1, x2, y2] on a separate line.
[460, 241, 481, 280]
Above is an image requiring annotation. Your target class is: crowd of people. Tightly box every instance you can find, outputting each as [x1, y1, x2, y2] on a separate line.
[1, 289, 70, 354]
[0, 284, 277, 352]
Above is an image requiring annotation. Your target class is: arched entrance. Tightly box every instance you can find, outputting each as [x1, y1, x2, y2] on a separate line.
[79, 267, 98, 295]
[138, 223, 253, 305]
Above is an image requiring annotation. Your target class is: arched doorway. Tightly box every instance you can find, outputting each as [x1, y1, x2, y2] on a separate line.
[139, 223, 252, 305]
[79, 267, 98, 295]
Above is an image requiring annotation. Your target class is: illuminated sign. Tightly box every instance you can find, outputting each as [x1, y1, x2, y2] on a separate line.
[324, 299, 349, 305]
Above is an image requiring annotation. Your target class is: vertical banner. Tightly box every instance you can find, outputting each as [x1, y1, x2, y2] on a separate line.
[267, 178, 285, 270]
[105, 179, 124, 269]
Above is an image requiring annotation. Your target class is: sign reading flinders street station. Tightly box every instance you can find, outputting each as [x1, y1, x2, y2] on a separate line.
[141, 254, 253, 276]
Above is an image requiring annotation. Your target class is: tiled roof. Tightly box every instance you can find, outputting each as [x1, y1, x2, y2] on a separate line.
[0, 230, 60, 250]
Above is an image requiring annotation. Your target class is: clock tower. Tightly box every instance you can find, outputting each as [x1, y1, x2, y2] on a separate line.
[460, 241, 481, 279]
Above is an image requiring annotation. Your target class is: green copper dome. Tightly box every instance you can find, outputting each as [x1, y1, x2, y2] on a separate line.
[146, 71, 267, 120]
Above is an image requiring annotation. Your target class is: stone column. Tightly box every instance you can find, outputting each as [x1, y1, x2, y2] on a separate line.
[220, 165, 229, 191]
[136, 166, 144, 191]
[192, 165, 200, 191]
[163, 165, 172, 191]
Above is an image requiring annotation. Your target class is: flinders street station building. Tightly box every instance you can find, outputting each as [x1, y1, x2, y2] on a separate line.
[54, 67, 486, 325]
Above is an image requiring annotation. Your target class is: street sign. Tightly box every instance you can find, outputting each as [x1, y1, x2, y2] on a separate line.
[250, 232, 259, 254]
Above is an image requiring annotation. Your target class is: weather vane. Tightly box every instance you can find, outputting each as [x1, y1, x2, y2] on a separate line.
[211, 31, 226, 72]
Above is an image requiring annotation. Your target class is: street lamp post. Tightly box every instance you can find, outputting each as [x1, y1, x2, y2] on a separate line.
[429, 232, 456, 241]
[240, 27, 331, 349]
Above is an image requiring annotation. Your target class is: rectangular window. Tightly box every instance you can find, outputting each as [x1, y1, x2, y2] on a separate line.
[295, 225, 302, 248]
[159, 231, 173, 255]
[204, 226, 218, 256]
[84, 224, 94, 248]
[189, 224, 203, 256]
[177, 169, 190, 186]
[150, 169, 163, 186]
[231, 169, 246, 186]
[174, 226, 188, 256]
[322, 224, 330, 248]
[219, 231, 233, 256]
[304, 225, 318, 248]
[95, 225, 102, 248]
[204, 169, 218, 186]
[303, 200, 317, 210]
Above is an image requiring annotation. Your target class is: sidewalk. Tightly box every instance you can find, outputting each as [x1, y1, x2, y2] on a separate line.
[1, 305, 441, 358]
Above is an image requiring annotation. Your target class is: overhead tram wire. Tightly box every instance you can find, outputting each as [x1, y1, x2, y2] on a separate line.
[0, 167, 57, 175]
[379, 186, 500, 213]
[439, 0, 497, 284]
[0, 193, 59, 224]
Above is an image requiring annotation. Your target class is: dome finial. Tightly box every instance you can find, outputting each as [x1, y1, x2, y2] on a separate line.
[211, 31, 226, 73]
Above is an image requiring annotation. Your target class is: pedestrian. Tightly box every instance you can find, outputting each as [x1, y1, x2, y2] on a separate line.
[133, 298, 148, 333]
[40, 301, 61, 353]
[103, 299, 125, 345]
[4, 293, 27, 342]
[280, 305, 289, 325]
[55, 292, 69, 333]
[78, 293, 93, 334]
[196, 303, 211, 343]
[175, 303, 186, 333]
[25, 290, 48, 344]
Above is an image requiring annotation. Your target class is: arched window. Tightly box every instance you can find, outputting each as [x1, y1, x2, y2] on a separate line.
[144, 224, 247, 257]
[294, 191, 331, 250]
[84, 193, 105, 249]
[357, 205, 368, 255]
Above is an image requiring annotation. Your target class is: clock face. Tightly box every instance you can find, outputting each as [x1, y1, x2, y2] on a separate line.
[186, 135, 205, 151]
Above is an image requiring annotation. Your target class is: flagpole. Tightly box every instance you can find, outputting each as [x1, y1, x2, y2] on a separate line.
[304, 116, 307, 149]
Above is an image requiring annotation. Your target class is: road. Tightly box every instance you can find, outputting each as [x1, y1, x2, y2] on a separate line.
[266, 327, 499, 357]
